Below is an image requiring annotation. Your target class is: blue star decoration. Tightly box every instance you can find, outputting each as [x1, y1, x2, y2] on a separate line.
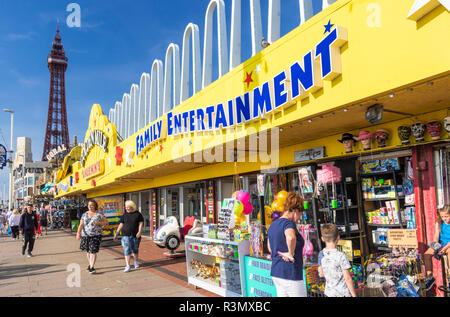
[324, 20, 334, 34]
[189, 140, 192, 147]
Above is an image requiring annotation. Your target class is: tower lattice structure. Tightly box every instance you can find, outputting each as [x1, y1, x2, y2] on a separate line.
[42, 27, 70, 161]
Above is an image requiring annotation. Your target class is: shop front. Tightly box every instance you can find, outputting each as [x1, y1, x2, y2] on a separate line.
[55, 0, 449, 297]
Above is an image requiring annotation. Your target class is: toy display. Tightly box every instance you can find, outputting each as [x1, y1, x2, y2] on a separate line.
[361, 158, 399, 174]
[298, 167, 314, 194]
[250, 221, 263, 256]
[338, 133, 358, 153]
[299, 224, 314, 260]
[365, 250, 422, 297]
[350, 265, 364, 290]
[305, 265, 325, 295]
[365, 201, 400, 225]
[444, 116, 450, 134]
[411, 122, 426, 143]
[355, 130, 374, 151]
[190, 259, 221, 282]
[397, 125, 411, 145]
[426, 120, 442, 140]
[375, 129, 390, 148]
[188, 241, 239, 260]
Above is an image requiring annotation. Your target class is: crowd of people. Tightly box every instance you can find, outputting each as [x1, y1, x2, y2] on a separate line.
[0, 203, 51, 257]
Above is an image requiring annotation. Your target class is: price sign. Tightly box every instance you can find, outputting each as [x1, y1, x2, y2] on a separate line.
[388, 229, 418, 248]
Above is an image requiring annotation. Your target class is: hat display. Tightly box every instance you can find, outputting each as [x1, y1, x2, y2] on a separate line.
[426, 120, 442, 141]
[355, 131, 374, 141]
[411, 122, 426, 143]
[398, 125, 411, 145]
[375, 129, 390, 148]
[355, 131, 374, 151]
[443, 116, 450, 135]
[338, 133, 358, 154]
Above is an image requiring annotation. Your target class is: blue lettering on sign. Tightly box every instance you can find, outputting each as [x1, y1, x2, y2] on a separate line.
[174, 113, 183, 135]
[196, 108, 205, 131]
[205, 105, 215, 130]
[167, 112, 173, 136]
[273, 71, 288, 109]
[189, 110, 196, 132]
[182, 111, 189, 133]
[290, 50, 315, 99]
[215, 103, 228, 129]
[315, 27, 338, 79]
[235, 92, 251, 124]
[253, 81, 273, 119]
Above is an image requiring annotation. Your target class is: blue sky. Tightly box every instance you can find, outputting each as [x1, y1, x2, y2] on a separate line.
[0, 0, 322, 193]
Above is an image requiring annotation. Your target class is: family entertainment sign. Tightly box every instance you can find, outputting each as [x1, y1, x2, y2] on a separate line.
[135, 26, 348, 157]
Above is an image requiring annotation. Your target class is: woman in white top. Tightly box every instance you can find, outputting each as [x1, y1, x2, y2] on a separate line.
[9, 209, 21, 240]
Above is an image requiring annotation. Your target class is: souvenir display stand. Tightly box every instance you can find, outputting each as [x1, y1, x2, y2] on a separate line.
[358, 157, 416, 254]
[185, 234, 250, 297]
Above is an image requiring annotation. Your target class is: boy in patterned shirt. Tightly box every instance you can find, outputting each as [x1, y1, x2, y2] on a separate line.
[318, 224, 357, 297]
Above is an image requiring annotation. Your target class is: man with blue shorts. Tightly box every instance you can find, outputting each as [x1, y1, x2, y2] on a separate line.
[114, 200, 144, 272]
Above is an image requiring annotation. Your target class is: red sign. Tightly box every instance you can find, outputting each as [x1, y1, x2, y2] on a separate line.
[82, 160, 105, 179]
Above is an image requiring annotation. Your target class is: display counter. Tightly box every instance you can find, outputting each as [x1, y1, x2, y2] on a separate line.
[185, 234, 249, 297]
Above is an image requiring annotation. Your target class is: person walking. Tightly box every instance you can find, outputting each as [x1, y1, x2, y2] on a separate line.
[39, 207, 50, 236]
[113, 200, 144, 272]
[9, 209, 21, 240]
[19, 203, 39, 257]
[76, 200, 109, 274]
[267, 191, 306, 297]
[0, 211, 5, 235]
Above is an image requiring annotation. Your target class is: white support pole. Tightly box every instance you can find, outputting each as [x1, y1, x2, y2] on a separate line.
[299, 0, 315, 25]
[250, 0, 263, 56]
[229, 0, 241, 70]
[202, 0, 229, 89]
[163, 43, 181, 114]
[180, 23, 202, 103]
[268, 0, 281, 44]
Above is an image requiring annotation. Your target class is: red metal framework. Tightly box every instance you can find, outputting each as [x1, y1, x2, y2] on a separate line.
[42, 27, 70, 161]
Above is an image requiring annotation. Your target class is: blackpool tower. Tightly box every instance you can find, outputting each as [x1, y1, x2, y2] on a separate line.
[42, 26, 70, 161]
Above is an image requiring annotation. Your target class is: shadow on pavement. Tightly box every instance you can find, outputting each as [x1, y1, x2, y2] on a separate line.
[0, 264, 65, 280]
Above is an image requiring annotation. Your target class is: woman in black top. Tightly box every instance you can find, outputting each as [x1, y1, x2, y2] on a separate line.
[114, 200, 144, 272]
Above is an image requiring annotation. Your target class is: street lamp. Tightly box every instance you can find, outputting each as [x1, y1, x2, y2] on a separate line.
[3, 109, 14, 211]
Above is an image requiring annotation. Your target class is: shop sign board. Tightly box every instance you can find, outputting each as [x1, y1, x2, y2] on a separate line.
[80, 129, 109, 166]
[81, 160, 105, 180]
[46, 144, 68, 161]
[294, 146, 325, 163]
[96, 196, 124, 239]
[245, 256, 277, 297]
[388, 229, 418, 248]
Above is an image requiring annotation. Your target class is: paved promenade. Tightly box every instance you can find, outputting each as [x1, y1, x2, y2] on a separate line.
[0, 230, 213, 297]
